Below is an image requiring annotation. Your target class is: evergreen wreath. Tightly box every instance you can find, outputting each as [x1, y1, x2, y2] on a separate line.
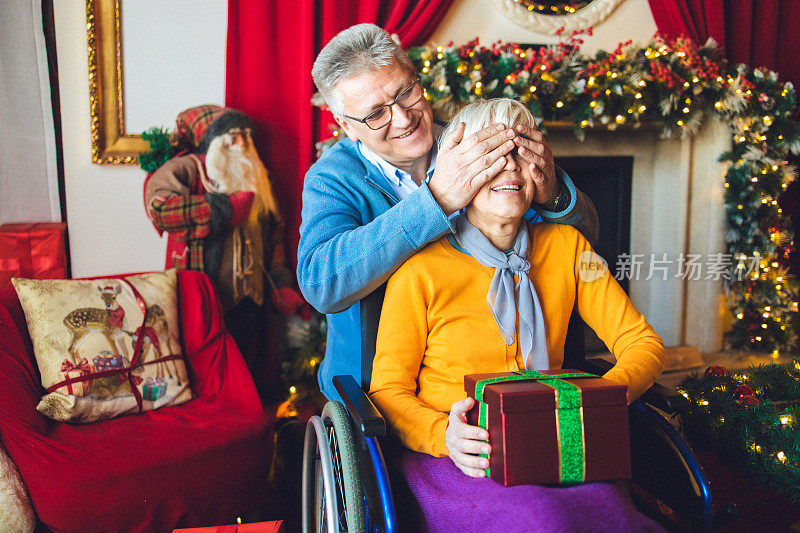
[403, 31, 800, 354]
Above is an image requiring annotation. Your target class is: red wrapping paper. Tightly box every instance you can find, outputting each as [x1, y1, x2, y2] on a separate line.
[0, 222, 67, 288]
[465, 370, 631, 486]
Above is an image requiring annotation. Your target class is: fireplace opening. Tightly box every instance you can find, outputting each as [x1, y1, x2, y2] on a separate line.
[555, 156, 633, 353]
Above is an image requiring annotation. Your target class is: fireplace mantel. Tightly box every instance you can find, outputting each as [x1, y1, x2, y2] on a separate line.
[547, 119, 731, 353]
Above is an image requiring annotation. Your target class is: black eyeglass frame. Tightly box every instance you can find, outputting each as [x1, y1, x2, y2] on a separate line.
[341, 80, 424, 130]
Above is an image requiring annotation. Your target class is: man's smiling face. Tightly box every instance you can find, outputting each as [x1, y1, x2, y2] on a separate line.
[333, 60, 434, 174]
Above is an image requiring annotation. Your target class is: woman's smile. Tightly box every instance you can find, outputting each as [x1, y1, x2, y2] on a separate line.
[489, 178, 524, 194]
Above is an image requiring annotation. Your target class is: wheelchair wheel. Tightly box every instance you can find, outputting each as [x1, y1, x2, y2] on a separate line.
[302, 401, 366, 533]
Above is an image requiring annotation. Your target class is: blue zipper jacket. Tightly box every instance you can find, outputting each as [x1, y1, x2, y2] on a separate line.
[298, 137, 593, 402]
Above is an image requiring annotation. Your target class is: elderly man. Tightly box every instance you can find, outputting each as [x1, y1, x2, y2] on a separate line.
[298, 23, 598, 401]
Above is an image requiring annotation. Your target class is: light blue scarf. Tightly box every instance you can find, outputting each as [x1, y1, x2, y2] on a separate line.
[455, 215, 549, 370]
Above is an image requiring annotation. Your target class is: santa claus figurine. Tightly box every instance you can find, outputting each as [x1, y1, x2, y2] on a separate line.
[143, 105, 289, 396]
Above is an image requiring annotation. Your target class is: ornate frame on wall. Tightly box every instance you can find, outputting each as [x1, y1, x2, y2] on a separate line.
[86, 0, 147, 165]
[489, 0, 625, 35]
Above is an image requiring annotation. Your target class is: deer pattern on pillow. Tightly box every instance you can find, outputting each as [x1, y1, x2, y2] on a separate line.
[12, 270, 192, 423]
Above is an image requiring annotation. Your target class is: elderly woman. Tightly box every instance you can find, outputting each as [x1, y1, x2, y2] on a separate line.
[369, 98, 666, 532]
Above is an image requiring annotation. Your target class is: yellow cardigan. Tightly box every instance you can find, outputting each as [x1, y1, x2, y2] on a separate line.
[369, 222, 664, 457]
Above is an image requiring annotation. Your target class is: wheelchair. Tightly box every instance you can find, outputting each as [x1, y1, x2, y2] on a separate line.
[302, 285, 714, 532]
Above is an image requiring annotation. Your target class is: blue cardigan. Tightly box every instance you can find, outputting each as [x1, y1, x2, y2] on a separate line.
[297, 137, 583, 402]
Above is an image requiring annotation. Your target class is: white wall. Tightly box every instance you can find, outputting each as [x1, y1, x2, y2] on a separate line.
[54, 1, 226, 277]
[121, 1, 227, 132]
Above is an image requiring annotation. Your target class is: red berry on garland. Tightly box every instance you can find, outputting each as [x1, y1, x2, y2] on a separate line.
[736, 394, 760, 408]
[705, 365, 730, 378]
[733, 384, 757, 401]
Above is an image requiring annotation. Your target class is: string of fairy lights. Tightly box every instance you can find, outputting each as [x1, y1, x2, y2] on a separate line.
[679, 361, 800, 497]
[405, 32, 800, 355]
[512, 0, 591, 16]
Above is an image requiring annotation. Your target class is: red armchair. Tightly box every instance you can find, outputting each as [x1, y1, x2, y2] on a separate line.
[0, 270, 279, 532]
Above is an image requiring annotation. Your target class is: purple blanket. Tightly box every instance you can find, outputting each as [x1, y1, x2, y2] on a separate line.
[398, 449, 667, 533]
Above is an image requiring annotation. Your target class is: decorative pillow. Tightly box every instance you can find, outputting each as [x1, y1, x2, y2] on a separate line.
[0, 440, 34, 533]
[12, 269, 192, 423]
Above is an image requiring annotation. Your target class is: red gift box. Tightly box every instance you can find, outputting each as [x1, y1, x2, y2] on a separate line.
[0, 222, 67, 288]
[465, 370, 631, 487]
[172, 521, 284, 533]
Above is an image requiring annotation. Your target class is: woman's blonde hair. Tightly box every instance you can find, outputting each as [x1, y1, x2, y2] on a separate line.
[439, 98, 536, 148]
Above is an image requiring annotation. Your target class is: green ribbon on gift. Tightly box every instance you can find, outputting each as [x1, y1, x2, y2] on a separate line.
[474, 370, 596, 483]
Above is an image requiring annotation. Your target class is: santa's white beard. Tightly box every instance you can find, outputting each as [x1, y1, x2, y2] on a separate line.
[204, 134, 279, 220]
[205, 135, 261, 194]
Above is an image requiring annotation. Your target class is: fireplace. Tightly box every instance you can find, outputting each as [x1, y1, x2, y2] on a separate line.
[556, 156, 632, 352]
[546, 119, 731, 359]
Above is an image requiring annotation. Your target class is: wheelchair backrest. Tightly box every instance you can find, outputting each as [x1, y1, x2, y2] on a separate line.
[359, 282, 387, 390]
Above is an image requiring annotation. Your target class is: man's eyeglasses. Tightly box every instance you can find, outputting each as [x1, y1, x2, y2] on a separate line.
[343, 80, 424, 130]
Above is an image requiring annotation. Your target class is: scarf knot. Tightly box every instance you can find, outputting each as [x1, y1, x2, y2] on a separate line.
[455, 215, 549, 370]
[506, 253, 530, 274]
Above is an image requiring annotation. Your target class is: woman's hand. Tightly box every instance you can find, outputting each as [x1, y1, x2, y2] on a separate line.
[445, 397, 491, 477]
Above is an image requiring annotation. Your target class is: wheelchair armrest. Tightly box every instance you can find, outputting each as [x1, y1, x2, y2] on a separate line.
[578, 357, 689, 415]
[639, 381, 689, 415]
[333, 375, 386, 438]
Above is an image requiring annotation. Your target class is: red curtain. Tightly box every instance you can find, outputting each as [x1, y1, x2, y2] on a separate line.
[225, 0, 454, 266]
[647, 0, 800, 89]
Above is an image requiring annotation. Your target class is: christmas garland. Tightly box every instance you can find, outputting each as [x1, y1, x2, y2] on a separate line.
[405, 32, 800, 353]
[678, 362, 800, 499]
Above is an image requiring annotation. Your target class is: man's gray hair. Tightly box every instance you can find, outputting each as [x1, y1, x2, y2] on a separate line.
[312, 23, 413, 115]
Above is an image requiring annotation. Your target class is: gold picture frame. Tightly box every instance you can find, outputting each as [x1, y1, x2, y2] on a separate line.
[86, 0, 147, 165]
